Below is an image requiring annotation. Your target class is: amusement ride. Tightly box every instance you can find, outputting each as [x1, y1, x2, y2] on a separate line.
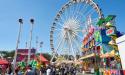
[50, 0, 103, 62]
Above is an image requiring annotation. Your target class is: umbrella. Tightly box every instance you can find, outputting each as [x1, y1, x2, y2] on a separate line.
[0, 59, 8, 65]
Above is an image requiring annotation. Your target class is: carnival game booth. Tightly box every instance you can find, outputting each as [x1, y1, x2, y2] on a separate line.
[17, 54, 49, 72]
[0, 59, 9, 74]
[80, 15, 123, 75]
[80, 26, 101, 74]
[95, 15, 123, 75]
[14, 48, 37, 72]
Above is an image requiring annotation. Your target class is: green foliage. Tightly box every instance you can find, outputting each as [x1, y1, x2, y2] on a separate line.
[0, 50, 15, 58]
[29, 60, 37, 68]
[18, 62, 26, 68]
[42, 53, 52, 61]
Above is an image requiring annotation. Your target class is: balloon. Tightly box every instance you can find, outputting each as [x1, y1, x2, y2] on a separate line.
[36, 63, 41, 70]
[29, 60, 38, 68]
[18, 62, 26, 69]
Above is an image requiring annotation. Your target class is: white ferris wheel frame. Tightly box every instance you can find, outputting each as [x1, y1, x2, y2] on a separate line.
[50, 0, 103, 62]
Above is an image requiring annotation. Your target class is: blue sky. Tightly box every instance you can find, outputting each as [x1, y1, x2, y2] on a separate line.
[0, 0, 124, 53]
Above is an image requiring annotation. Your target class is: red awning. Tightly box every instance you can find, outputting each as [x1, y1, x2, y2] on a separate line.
[39, 54, 48, 62]
[34, 54, 49, 64]
[0, 59, 8, 65]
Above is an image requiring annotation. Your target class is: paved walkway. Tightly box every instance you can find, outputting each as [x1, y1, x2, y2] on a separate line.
[76, 73, 94, 75]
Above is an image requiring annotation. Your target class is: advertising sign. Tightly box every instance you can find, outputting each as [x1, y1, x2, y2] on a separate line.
[106, 27, 116, 36]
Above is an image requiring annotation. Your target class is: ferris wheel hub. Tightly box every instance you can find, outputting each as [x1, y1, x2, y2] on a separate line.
[63, 19, 80, 30]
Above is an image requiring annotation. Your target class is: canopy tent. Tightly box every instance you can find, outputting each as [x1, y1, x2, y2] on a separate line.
[36, 54, 49, 64]
[55, 56, 65, 63]
[0, 59, 8, 65]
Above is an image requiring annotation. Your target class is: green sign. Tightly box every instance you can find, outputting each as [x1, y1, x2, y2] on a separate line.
[96, 18, 105, 26]
[29, 60, 37, 68]
[18, 62, 26, 68]
[105, 15, 116, 22]
[96, 15, 116, 26]
[94, 31, 102, 42]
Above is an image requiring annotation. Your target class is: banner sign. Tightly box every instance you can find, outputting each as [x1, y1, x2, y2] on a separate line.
[17, 49, 36, 54]
[16, 48, 36, 62]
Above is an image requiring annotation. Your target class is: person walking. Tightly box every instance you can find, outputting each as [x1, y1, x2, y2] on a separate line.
[51, 66, 56, 75]
[40, 66, 46, 75]
[46, 66, 51, 75]
[24, 65, 35, 75]
[6, 63, 12, 75]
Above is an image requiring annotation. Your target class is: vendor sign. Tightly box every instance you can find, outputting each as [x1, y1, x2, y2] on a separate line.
[94, 31, 102, 42]
[106, 27, 116, 36]
[89, 38, 95, 48]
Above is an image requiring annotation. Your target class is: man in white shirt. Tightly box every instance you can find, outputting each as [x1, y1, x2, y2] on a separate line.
[46, 67, 51, 75]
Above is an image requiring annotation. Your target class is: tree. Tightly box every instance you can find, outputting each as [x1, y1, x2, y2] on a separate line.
[0, 50, 15, 58]
[6, 50, 15, 58]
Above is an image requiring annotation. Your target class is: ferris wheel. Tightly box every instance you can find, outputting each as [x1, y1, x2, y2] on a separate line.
[50, 0, 103, 62]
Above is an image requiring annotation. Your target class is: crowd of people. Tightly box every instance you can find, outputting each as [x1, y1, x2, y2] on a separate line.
[0, 63, 83, 75]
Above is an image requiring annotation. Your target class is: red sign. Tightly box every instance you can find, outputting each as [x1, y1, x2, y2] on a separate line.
[16, 48, 36, 62]
[17, 49, 36, 54]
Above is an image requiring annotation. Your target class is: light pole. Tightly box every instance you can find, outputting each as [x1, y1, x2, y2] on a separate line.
[25, 42, 28, 48]
[14, 18, 23, 68]
[40, 41, 43, 64]
[40, 42, 43, 54]
[36, 36, 39, 53]
[28, 18, 34, 64]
